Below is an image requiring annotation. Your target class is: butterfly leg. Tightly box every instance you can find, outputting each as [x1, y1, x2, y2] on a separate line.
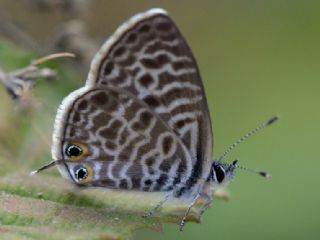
[179, 193, 200, 231]
[142, 191, 173, 218]
[198, 193, 213, 219]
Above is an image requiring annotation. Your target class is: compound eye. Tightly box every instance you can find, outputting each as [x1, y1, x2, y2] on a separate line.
[214, 165, 225, 183]
[73, 165, 93, 183]
[65, 143, 88, 160]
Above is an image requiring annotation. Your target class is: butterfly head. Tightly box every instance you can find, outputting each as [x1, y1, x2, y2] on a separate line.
[207, 116, 278, 189]
[209, 160, 237, 188]
[207, 158, 270, 191]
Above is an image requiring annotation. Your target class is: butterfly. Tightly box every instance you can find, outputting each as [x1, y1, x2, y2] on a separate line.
[33, 8, 277, 231]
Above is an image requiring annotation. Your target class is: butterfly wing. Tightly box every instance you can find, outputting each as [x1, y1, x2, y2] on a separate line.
[86, 9, 213, 193]
[52, 86, 194, 191]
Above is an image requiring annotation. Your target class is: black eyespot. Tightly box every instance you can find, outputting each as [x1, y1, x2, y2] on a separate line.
[65, 145, 82, 157]
[74, 166, 88, 181]
[214, 165, 225, 183]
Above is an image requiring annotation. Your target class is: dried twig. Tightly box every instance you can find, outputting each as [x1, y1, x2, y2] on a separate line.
[0, 52, 75, 110]
[0, 10, 96, 73]
[52, 20, 98, 69]
[31, 52, 75, 65]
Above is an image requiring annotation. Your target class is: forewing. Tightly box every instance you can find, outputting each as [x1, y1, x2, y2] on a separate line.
[52, 86, 193, 191]
[87, 9, 213, 187]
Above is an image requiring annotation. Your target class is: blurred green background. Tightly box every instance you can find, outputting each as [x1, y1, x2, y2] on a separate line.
[0, 1, 319, 239]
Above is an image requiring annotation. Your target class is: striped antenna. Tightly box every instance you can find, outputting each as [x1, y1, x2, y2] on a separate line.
[236, 162, 271, 178]
[217, 115, 279, 163]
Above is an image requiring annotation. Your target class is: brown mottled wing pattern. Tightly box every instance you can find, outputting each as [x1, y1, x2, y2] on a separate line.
[87, 10, 213, 192]
[59, 87, 192, 191]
